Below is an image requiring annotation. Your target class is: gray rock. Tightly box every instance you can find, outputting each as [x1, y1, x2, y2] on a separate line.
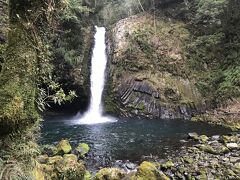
[188, 132, 199, 140]
[211, 135, 220, 141]
[226, 143, 238, 150]
[125, 162, 136, 170]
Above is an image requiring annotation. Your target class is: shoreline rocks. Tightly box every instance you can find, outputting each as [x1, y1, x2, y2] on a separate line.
[37, 133, 240, 179]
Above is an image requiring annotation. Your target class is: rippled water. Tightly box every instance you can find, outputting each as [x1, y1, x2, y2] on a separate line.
[40, 114, 230, 169]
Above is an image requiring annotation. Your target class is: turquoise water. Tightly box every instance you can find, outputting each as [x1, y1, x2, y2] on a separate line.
[40, 114, 231, 169]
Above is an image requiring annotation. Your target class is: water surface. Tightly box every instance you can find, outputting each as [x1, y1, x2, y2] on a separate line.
[40, 114, 231, 169]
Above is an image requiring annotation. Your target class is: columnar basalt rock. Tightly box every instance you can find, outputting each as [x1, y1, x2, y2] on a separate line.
[104, 14, 206, 119]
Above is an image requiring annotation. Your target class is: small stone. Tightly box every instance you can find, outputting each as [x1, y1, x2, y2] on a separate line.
[197, 144, 216, 154]
[161, 160, 174, 169]
[229, 157, 239, 163]
[188, 132, 199, 140]
[180, 139, 188, 143]
[199, 135, 209, 143]
[126, 163, 136, 170]
[37, 155, 49, 164]
[183, 157, 193, 164]
[226, 143, 238, 150]
[211, 135, 220, 141]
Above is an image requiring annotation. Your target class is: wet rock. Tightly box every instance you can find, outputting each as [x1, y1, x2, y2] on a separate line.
[126, 162, 136, 170]
[211, 135, 220, 141]
[41, 145, 58, 156]
[188, 133, 199, 141]
[183, 157, 193, 164]
[196, 144, 216, 154]
[53, 154, 86, 179]
[180, 139, 188, 143]
[63, 154, 78, 161]
[56, 139, 72, 154]
[133, 161, 169, 180]
[84, 171, 92, 180]
[37, 155, 49, 164]
[95, 168, 126, 180]
[161, 161, 174, 169]
[76, 143, 90, 158]
[220, 135, 239, 144]
[199, 135, 209, 143]
[226, 143, 238, 150]
[47, 156, 63, 165]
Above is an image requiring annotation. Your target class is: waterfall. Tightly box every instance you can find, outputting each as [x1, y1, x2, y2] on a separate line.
[76, 26, 116, 124]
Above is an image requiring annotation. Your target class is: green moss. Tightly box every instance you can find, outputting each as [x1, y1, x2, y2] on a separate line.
[137, 102, 145, 111]
[0, 24, 39, 135]
[134, 161, 169, 180]
[76, 143, 90, 157]
[95, 168, 126, 180]
[56, 139, 72, 154]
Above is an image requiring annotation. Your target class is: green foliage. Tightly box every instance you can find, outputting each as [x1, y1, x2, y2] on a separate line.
[0, 123, 40, 179]
[0, 44, 6, 71]
[186, 0, 240, 103]
[194, 0, 227, 25]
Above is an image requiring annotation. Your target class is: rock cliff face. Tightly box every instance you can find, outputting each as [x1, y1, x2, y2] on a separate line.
[104, 13, 206, 119]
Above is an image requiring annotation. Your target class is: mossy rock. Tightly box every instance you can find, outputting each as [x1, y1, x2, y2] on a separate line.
[197, 144, 216, 154]
[55, 155, 86, 179]
[41, 145, 58, 156]
[47, 156, 63, 165]
[188, 132, 199, 141]
[95, 168, 126, 180]
[134, 161, 169, 180]
[199, 135, 209, 143]
[32, 162, 45, 180]
[161, 161, 174, 170]
[56, 139, 72, 154]
[183, 156, 194, 164]
[37, 155, 49, 164]
[220, 135, 239, 144]
[63, 154, 78, 162]
[76, 143, 90, 157]
[84, 171, 92, 180]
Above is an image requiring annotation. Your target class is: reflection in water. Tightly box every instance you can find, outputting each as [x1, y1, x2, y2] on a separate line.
[41, 115, 231, 169]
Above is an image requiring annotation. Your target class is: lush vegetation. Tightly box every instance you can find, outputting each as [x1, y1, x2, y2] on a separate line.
[98, 0, 240, 105]
[185, 0, 240, 105]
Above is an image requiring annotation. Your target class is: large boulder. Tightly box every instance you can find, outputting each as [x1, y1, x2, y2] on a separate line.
[56, 140, 72, 155]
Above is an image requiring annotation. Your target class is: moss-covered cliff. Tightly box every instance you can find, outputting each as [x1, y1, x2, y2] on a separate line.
[104, 13, 205, 119]
[104, 0, 240, 128]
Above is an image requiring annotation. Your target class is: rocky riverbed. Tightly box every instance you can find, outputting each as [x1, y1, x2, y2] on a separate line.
[35, 132, 239, 179]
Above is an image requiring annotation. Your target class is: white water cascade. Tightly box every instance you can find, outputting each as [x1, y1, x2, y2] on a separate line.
[76, 26, 116, 124]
